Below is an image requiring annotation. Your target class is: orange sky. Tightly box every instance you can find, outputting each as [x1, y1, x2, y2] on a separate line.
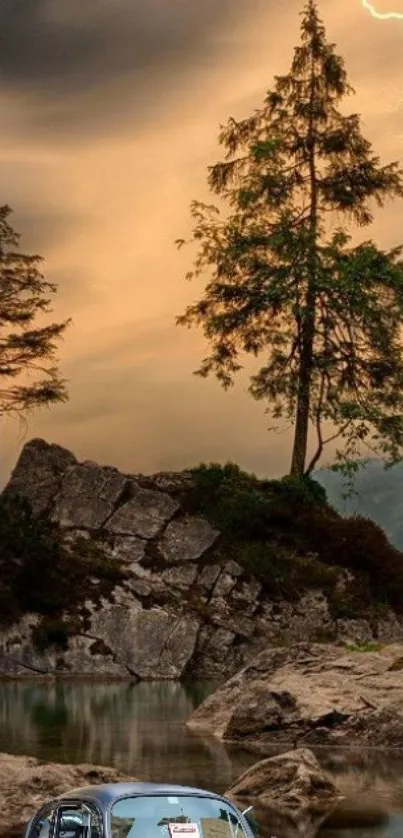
[1, 0, 403, 483]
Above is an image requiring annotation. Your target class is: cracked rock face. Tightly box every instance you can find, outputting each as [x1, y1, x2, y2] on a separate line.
[0, 606, 200, 680]
[90, 605, 200, 679]
[212, 562, 243, 599]
[52, 462, 128, 529]
[161, 564, 198, 590]
[105, 488, 179, 539]
[160, 517, 219, 563]
[108, 535, 147, 564]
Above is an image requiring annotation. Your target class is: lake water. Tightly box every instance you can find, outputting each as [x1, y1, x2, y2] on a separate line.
[0, 680, 255, 789]
[1, 680, 403, 838]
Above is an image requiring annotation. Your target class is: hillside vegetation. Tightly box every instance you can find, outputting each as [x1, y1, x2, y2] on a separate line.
[181, 464, 403, 621]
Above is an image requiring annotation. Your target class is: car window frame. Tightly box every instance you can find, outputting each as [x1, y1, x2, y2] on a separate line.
[54, 800, 104, 838]
[26, 802, 58, 838]
[106, 792, 253, 838]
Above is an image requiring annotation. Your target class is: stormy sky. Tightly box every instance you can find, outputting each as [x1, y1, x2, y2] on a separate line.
[1, 0, 403, 482]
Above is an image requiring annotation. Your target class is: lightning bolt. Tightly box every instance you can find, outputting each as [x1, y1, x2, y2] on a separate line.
[362, 1, 403, 19]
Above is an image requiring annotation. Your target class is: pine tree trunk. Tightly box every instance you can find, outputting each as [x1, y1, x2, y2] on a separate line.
[290, 50, 318, 478]
[290, 292, 315, 476]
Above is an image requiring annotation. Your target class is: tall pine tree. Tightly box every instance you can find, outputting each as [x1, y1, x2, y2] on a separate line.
[176, 0, 403, 476]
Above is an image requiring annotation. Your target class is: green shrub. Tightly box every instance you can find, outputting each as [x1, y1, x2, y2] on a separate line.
[0, 493, 125, 631]
[32, 618, 70, 652]
[185, 463, 326, 542]
[303, 513, 403, 613]
[224, 541, 298, 597]
[329, 584, 372, 620]
[345, 641, 382, 653]
[216, 541, 340, 601]
[265, 474, 328, 508]
[190, 461, 257, 494]
[186, 462, 271, 539]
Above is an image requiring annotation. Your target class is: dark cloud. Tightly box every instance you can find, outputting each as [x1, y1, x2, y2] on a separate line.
[11, 207, 96, 252]
[0, 0, 195, 90]
[0, 0, 253, 137]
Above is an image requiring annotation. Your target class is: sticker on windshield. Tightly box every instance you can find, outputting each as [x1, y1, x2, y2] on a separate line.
[167, 799, 180, 805]
[168, 825, 200, 838]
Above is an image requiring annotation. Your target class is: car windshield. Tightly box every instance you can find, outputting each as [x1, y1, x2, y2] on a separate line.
[110, 795, 247, 838]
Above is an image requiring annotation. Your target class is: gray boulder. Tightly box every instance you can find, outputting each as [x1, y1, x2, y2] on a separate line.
[227, 748, 342, 838]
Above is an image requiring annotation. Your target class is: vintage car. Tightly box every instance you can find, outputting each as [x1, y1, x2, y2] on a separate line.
[23, 782, 256, 838]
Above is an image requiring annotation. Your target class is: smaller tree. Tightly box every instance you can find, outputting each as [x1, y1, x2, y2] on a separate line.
[0, 205, 70, 419]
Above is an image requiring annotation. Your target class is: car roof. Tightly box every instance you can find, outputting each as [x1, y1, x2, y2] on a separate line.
[58, 783, 225, 808]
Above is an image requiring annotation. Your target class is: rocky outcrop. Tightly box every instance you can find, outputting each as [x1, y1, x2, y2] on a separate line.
[5, 438, 77, 516]
[0, 753, 132, 838]
[3, 438, 403, 681]
[187, 642, 403, 749]
[227, 748, 342, 838]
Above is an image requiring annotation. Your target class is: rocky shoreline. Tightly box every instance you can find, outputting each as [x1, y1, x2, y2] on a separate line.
[188, 642, 403, 750]
[0, 754, 133, 838]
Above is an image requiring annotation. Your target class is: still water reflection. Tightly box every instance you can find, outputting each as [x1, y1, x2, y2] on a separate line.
[1, 681, 403, 838]
[0, 681, 255, 790]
